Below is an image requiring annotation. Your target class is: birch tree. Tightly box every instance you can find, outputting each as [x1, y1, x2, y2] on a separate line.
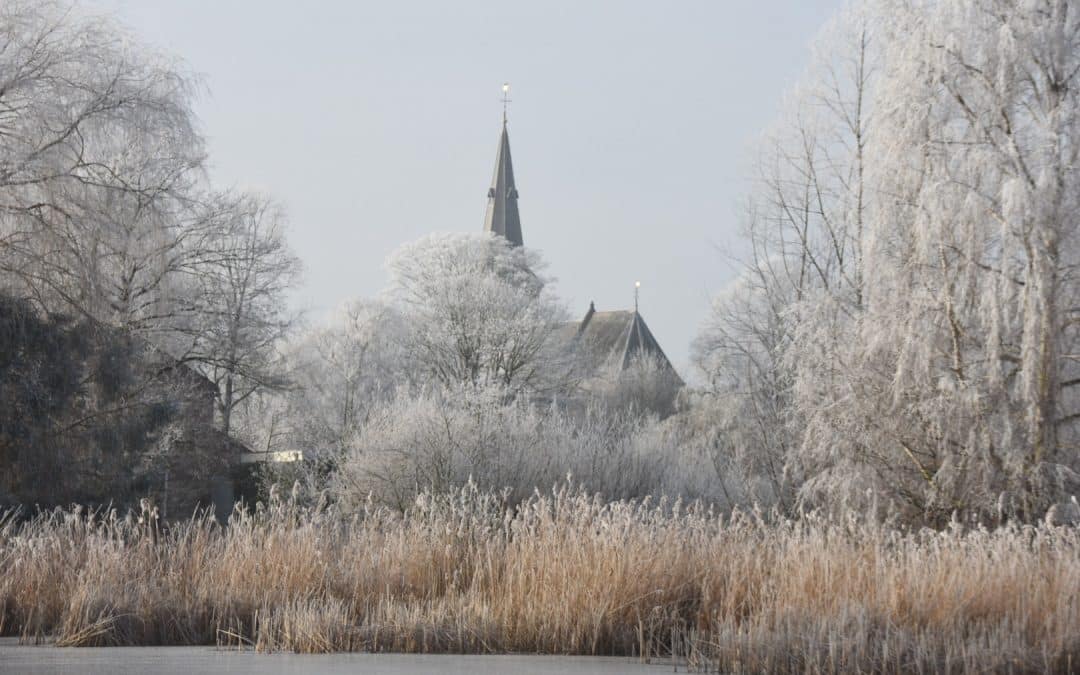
[808, 0, 1080, 521]
[0, 0, 204, 325]
[750, 0, 1080, 523]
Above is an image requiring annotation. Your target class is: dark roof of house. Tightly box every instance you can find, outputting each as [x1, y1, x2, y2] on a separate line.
[482, 120, 523, 247]
[561, 303, 682, 384]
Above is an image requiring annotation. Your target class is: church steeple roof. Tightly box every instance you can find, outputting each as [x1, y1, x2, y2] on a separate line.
[483, 119, 523, 247]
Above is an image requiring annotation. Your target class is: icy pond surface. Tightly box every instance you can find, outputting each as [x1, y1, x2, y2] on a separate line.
[0, 642, 670, 674]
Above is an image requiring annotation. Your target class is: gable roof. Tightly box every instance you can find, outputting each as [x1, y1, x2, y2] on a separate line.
[564, 303, 682, 384]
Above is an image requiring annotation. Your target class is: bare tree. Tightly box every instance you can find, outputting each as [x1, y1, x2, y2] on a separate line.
[190, 193, 301, 436]
[0, 1, 309, 515]
[0, 0, 204, 325]
[693, 6, 876, 516]
[263, 299, 407, 456]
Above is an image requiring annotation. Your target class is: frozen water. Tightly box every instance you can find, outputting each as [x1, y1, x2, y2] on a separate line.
[0, 642, 669, 675]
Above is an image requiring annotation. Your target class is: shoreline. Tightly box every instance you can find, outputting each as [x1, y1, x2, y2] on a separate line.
[0, 641, 671, 675]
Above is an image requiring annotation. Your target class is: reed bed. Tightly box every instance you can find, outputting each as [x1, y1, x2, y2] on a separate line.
[0, 485, 1078, 674]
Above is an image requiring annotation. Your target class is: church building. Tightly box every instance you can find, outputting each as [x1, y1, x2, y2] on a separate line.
[480, 94, 682, 389]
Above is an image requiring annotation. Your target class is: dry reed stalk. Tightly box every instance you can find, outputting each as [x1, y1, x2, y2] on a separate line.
[0, 487, 1077, 673]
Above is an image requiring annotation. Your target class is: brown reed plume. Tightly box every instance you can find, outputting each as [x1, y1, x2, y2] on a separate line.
[0, 485, 1077, 674]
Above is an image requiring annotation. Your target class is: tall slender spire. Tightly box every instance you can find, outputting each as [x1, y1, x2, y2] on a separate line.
[483, 85, 523, 247]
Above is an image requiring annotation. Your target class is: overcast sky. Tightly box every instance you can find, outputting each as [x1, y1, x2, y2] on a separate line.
[95, 0, 844, 374]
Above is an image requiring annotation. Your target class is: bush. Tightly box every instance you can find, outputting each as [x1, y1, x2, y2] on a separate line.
[329, 384, 726, 511]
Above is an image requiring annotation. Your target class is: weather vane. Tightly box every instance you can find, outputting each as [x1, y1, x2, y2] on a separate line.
[501, 82, 512, 124]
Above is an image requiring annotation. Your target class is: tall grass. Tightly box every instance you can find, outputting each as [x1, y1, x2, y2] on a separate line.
[0, 486, 1078, 673]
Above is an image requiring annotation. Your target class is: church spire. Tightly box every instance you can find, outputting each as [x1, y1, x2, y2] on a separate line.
[483, 84, 523, 247]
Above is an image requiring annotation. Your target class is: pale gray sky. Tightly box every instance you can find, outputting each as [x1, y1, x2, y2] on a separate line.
[97, 0, 843, 373]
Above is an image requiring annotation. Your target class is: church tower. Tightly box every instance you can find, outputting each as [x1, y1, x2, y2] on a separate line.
[482, 85, 523, 247]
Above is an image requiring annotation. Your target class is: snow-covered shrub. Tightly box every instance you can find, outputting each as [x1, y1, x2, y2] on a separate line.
[587, 352, 683, 419]
[330, 383, 727, 511]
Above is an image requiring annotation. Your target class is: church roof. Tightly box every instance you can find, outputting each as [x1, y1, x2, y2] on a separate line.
[483, 121, 523, 247]
[564, 303, 682, 384]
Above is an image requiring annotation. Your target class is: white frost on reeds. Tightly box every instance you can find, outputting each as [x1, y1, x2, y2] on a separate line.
[0, 487, 1077, 674]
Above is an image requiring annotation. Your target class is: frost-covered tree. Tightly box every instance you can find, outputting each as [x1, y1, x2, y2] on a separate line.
[259, 298, 407, 458]
[800, 0, 1080, 521]
[703, 0, 1080, 524]
[0, 0, 204, 327]
[386, 232, 571, 396]
[0, 0, 311, 515]
[694, 6, 876, 516]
